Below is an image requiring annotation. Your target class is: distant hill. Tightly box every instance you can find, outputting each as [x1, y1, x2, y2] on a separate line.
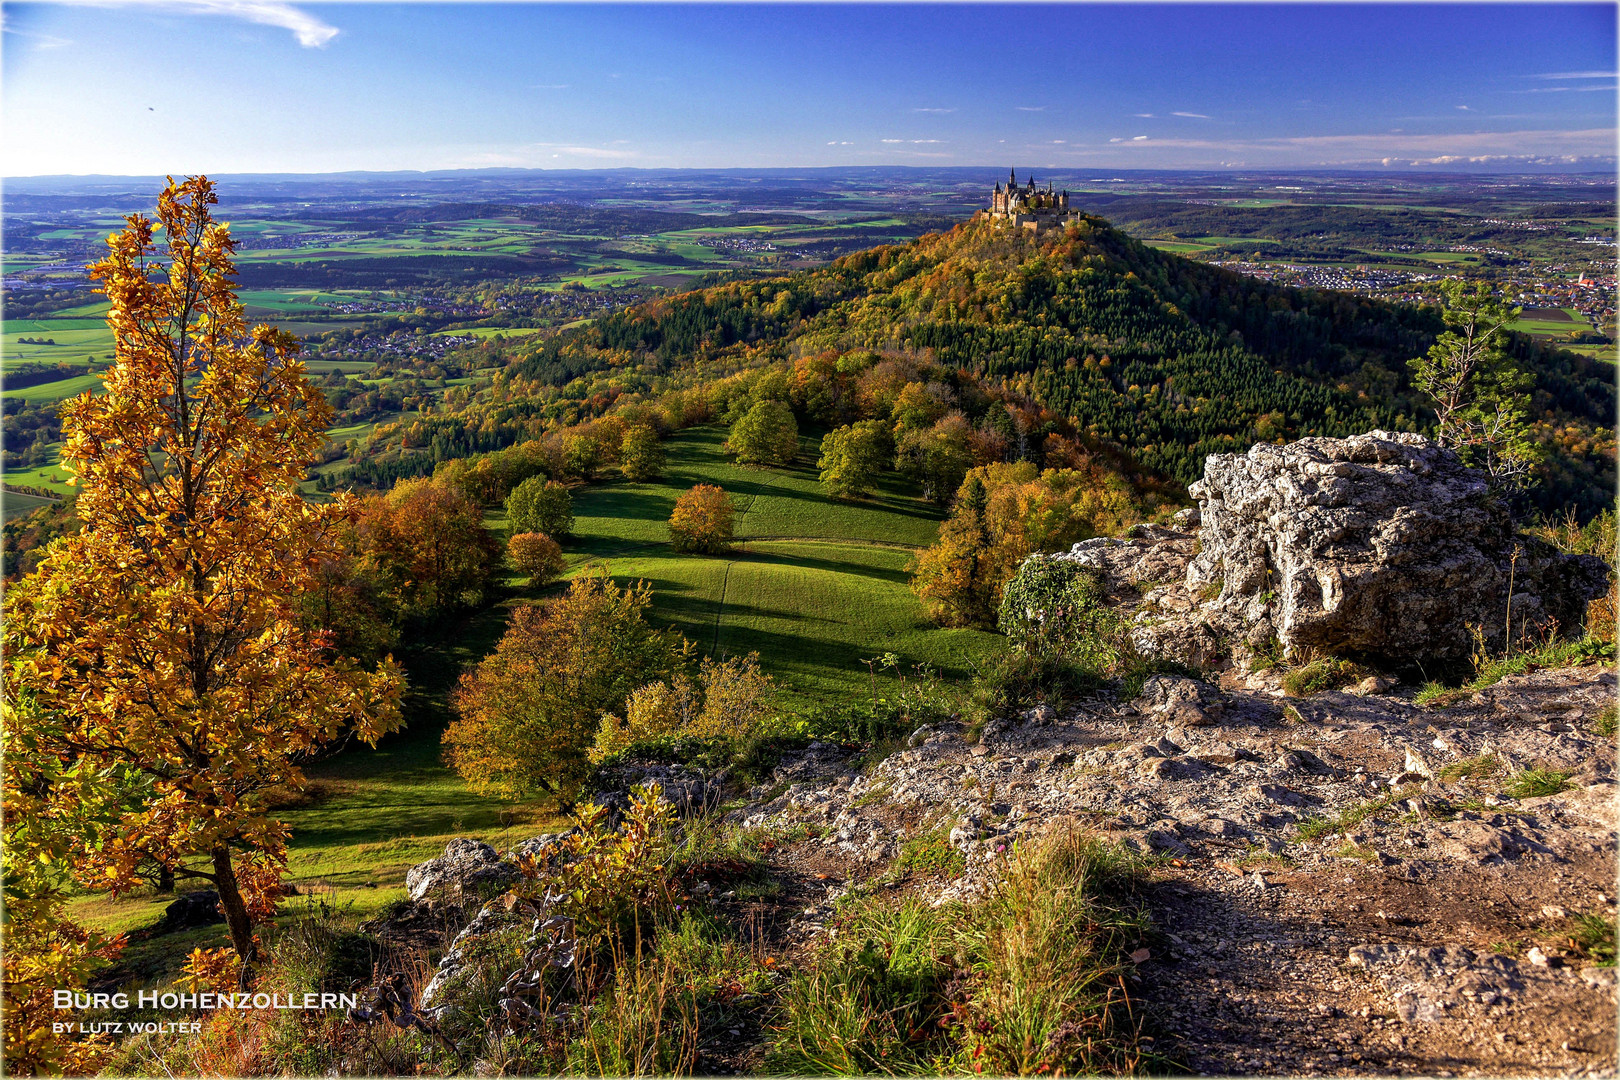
[502, 214, 1615, 516]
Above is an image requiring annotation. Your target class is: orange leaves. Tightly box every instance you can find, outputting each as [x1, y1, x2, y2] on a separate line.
[4, 177, 403, 980]
[667, 483, 735, 554]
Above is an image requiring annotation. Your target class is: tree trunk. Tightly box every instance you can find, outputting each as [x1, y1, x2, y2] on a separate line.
[157, 864, 175, 894]
[211, 846, 258, 988]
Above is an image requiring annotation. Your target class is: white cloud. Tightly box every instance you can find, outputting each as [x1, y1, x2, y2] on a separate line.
[1132, 135, 1149, 141]
[1456, 105, 1472, 111]
[913, 107, 955, 114]
[881, 138, 904, 144]
[1532, 70, 1618, 79]
[1171, 111, 1210, 119]
[531, 84, 570, 90]
[1133, 113, 1155, 118]
[1016, 106, 1045, 112]
[50, 0, 338, 47]
[1519, 84, 1618, 93]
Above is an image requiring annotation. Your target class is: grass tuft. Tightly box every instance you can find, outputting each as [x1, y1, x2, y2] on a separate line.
[1502, 767, 1574, 800]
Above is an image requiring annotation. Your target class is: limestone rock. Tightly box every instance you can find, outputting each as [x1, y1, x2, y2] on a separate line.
[405, 838, 518, 903]
[1183, 431, 1607, 662]
[1133, 674, 1224, 727]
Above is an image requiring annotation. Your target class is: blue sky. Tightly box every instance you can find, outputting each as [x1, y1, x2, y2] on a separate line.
[3, 2, 1615, 175]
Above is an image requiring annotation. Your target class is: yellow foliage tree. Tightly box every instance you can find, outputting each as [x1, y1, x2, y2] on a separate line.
[1, 178, 403, 984]
[447, 572, 689, 804]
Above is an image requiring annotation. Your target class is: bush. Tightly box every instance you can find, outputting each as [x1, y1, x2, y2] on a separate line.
[445, 572, 689, 803]
[997, 556, 1112, 662]
[507, 531, 566, 587]
[591, 653, 775, 763]
[668, 483, 736, 554]
[505, 476, 573, 538]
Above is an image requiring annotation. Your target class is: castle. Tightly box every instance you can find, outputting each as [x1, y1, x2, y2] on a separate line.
[978, 169, 1072, 232]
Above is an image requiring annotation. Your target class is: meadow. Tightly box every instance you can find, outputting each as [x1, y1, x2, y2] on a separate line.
[65, 422, 999, 972]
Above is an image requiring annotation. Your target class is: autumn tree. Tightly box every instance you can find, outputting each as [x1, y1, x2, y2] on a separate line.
[669, 483, 736, 553]
[817, 420, 892, 500]
[912, 461, 1144, 628]
[508, 531, 566, 587]
[727, 399, 798, 465]
[445, 572, 688, 804]
[620, 423, 665, 482]
[1409, 280, 1539, 489]
[506, 475, 574, 537]
[0, 178, 402, 983]
[358, 476, 498, 619]
[912, 476, 1000, 626]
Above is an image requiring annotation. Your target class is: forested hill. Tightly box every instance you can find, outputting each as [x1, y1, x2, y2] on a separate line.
[501, 215, 1613, 515]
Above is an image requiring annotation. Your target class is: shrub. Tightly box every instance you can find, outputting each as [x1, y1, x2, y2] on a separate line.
[668, 483, 735, 554]
[997, 556, 1112, 662]
[507, 531, 566, 587]
[1281, 656, 1368, 696]
[591, 654, 775, 762]
[505, 476, 573, 538]
[727, 400, 798, 465]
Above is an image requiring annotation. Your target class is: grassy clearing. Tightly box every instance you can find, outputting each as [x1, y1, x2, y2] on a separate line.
[2, 319, 114, 370]
[3, 444, 77, 495]
[551, 426, 998, 702]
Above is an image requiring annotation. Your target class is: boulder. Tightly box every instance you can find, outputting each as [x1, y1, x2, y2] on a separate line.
[1184, 431, 1607, 662]
[1133, 674, 1224, 727]
[404, 838, 518, 903]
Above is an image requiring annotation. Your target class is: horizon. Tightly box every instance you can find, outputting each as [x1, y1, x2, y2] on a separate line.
[3, 2, 1615, 177]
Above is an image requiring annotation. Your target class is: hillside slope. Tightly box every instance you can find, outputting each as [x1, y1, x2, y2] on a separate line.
[501, 215, 1614, 515]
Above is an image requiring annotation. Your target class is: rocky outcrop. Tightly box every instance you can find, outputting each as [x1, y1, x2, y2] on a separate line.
[1179, 431, 1606, 663]
[404, 838, 519, 903]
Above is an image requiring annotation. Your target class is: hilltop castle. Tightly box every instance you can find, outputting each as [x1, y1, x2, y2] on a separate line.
[978, 169, 1072, 232]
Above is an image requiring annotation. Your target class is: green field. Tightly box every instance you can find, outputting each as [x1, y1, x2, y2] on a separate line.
[4, 318, 114, 371]
[2, 488, 60, 522]
[68, 421, 991, 963]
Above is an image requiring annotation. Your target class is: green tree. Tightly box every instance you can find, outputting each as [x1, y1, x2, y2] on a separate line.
[727, 399, 799, 465]
[620, 424, 666, 482]
[817, 419, 892, 499]
[506, 476, 574, 537]
[896, 413, 974, 503]
[1408, 280, 1539, 489]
